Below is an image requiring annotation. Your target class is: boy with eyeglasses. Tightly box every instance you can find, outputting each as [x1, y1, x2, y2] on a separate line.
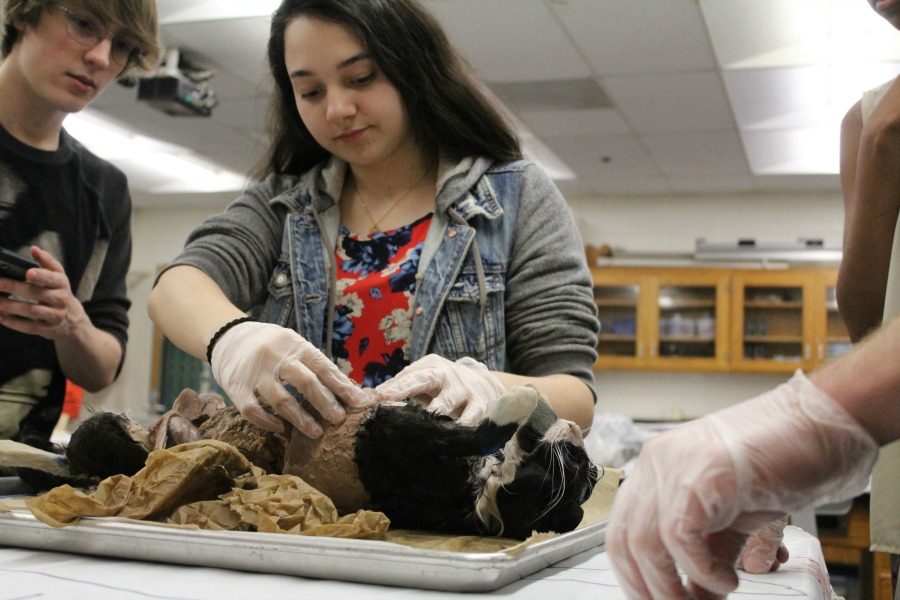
[0, 1, 160, 450]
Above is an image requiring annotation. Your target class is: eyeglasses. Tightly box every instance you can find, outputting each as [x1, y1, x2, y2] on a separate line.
[53, 4, 142, 68]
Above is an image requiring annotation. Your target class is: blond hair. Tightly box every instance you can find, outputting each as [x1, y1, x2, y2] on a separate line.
[3, 0, 161, 73]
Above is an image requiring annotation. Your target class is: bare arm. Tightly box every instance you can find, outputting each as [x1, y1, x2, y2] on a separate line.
[837, 80, 900, 342]
[147, 265, 247, 361]
[811, 314, 900, 445]
[493, 372, 594, 432]
[54, 320, 122, 392]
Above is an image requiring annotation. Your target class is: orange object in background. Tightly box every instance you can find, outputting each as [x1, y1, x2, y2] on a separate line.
[62, 380, 84, 420]
[52, 381, 85, 444]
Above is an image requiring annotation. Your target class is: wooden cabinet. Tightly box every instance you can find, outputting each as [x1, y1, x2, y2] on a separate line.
[594, 269, 647, 369]
[593, 265, 847, 373]
[594, 268, 729, 371]
[730, 269, 816, 372]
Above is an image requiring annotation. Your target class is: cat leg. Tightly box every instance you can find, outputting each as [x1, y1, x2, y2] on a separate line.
[485, 384, 541, 426]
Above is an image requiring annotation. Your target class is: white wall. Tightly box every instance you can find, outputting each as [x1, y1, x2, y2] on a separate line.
[87, 189, 846, 426]
[567, 192, 845, 255]
[568, 190, 845, 420]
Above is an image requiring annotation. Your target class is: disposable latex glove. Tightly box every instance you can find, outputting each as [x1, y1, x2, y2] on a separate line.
[210, 322, 368, 438]
[606, 370, 878, 600]
[737, 516, 790, 574]
[374, 354, 505, 426]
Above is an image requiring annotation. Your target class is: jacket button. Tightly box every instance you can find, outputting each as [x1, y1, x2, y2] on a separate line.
[415, 306, 424, 316]
[275, 273, 288, 286]
[448, 229, 457, 238]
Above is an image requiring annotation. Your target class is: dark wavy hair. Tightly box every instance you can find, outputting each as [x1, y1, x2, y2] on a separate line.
[252, 0, 521, 180]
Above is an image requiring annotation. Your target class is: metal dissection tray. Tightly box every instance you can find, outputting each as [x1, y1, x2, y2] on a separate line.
[0, 507, 606, 592]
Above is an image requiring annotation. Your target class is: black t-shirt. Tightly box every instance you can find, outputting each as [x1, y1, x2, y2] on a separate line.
[0, 125, 132, 442]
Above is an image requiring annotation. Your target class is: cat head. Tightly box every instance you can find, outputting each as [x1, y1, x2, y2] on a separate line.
[474, 390, 599, 539]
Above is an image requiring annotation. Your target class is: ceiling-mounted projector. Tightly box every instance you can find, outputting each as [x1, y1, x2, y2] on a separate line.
[136, 48, 218, 117]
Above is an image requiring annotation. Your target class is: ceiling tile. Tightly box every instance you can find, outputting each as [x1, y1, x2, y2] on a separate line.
[665, 174, 755, 194]
[723, 63, 900, 131]
[543, 133, 661, 176]
[516, 108, 631, 137]
[422, 0, 590, 82]
[550, 0, 716, 75]
[603, 71, 735, 133]
[642, 130, 749, 176]
[742, 128, 841, 175]
[701, 0, 900, 69]
[82, 0, 875, 201]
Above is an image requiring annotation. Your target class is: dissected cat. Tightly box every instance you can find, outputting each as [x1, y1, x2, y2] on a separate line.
[4, 385, 599, 540]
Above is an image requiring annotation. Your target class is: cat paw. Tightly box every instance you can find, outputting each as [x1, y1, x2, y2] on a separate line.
[487, 384, 541, 426]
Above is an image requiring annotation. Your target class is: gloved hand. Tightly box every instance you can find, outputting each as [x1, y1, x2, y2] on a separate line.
[210, 322, 368, 438]
[737, 516, 790, 574]
[374, 354, 505, 425]
[606, 370, 878, 600]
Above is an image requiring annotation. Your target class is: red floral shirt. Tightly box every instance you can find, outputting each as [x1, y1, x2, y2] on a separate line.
[332, 214, 432, 387]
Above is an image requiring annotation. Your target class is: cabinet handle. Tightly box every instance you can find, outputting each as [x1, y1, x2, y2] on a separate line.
[818, 343, 825, 361]
[637, 341, 643, 358]
[804, 343, 811, 361]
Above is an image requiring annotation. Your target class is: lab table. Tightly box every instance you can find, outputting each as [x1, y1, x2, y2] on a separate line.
[0, 523, 834, 599]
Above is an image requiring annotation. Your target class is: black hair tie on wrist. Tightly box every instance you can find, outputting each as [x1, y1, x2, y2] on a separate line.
[206, 316, 254, 363]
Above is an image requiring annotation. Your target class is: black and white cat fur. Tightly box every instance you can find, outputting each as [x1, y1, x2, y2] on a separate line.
[355, 385, 599, 539]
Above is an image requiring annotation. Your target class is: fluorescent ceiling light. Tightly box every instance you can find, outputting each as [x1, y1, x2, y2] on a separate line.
[158, 0, 281, 24]
[65, 109, 248, 194]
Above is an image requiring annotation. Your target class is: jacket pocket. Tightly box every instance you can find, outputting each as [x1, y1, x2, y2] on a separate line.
[430, 266, 506, 369]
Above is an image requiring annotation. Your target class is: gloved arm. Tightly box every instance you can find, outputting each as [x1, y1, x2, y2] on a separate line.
[374, 354, 505, 426]
[149, 266, 368, 438]
[606, 370, 879, 599]
[210, 321, 368, 437]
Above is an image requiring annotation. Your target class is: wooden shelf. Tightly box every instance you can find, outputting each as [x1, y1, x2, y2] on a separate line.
[597, 335, 636, 342]
[658, 300, 715, 309]
[744, 335, 804, 343]
[744, 300, 804, 309]
[595, 300, 637, 308]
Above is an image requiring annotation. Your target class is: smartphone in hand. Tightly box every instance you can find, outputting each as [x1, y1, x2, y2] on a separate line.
[0, 248, 39, 281]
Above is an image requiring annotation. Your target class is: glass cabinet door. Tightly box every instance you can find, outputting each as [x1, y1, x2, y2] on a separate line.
[657, 285, 717, 358]
[743, 285, 804, 361]
[595, 283, 641, 362]
[732, 271, 815, 372]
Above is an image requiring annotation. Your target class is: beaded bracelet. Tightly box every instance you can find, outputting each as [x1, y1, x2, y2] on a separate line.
[205, 316, 254, 363]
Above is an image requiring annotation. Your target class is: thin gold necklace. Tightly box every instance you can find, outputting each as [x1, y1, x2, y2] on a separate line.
[353, 168, 431, 234]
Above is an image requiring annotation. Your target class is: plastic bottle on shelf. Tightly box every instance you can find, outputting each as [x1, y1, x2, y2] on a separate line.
[696, 313, 715, 338]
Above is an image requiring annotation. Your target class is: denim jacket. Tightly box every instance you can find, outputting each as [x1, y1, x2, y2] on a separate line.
[170, 156, 598, 394]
